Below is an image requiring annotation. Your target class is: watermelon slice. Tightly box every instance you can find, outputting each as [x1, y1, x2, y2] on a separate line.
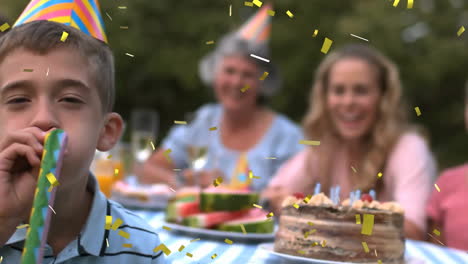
[217, 208, 274, 233]
[182, 210, 248, 228]
[200, 188, 259, 212]
[166, 200, 200, 222]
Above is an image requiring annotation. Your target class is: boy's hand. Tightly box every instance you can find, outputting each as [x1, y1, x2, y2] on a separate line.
[0, 127, 45, 223]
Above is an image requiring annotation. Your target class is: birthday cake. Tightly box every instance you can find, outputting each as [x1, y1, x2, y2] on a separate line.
[274, 192, 405, 263]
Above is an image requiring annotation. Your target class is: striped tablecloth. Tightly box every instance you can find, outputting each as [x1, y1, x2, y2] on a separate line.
[134, 210, 468, 264]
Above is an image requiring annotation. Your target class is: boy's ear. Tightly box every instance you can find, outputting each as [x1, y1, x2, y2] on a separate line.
[97, 113, 124, 152]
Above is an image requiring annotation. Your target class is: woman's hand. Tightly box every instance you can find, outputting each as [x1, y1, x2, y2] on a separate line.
[261, 186, 289, 215]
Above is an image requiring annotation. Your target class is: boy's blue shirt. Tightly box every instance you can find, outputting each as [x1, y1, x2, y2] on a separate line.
[1, 173, 166, 264]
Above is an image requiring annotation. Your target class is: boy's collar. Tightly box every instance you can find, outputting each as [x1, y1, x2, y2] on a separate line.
[5, 173, 108, 257]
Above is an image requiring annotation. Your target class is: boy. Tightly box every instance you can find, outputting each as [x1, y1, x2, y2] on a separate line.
[0, 21, 165, 263]
[426, 81, 468, 251]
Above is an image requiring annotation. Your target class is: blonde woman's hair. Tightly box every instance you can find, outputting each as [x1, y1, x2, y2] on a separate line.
[303, 44, 413, 194]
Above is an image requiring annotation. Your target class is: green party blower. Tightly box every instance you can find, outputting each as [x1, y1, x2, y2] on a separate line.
[21, 129, 68, 264]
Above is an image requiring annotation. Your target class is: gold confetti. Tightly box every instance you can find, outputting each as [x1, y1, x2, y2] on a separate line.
[122, 243, 132, 248]
[312, 29, 319, 37]
[229, 4, 232, 16]
[249, 171, 254, 179]
[286, 10, 294, 18]
[415, 107, 421, 116]
[60, 31, 69, 42]
[0, 23, 10, 32]
[153, 243, 171, 256]
[105, 215, 112, 229]
[46, 172, 60, 187]
[253, 0, 263, 7]
[186, 252, 193, 258]
[267, 10, 275, 16]
[297, 250, 305, 254]
[48, 205, 56, 214]
[361, 214, 375, 235]
[16, 224, 29, 229]
[178, 245, 185, 252]
[105, 12, 112, 21]
[118, 6, 127, 9]
[427, 233, 445, 246]
[378, 260, 382, 264]
[206, 40, 215, 45]
[350, 34, 369, 42]
[377, 172, 383, 178]
[241, 84, 250, 92]
[211, 253, 218, 259]
[259, 71, 269, 80]
[163, 149, 172, 161]
[303, 195, 312, 203]
[106, 238, 109, 247]
[118, 230, 130, 239]
[213, 176, 223, 187]
[224, 238, 233, 244]
[120, 26, 129, 29]
[150, 141, 155, 150]
[267, 212, 274, 218]
[393, 0, 400, 7]
[190, 238, 200, 243]
[265, 157, 277, 159]
[310, 229, 316, 233]
[320, 38, 333, 54]
[107, 155, 112, 159]
[362, 241, 370, 253]
[125, 53, 135, 58]
[114, 168, 119, 176]
[111, 218, 123, 230]
[174, 120, 187, 125]
[240, 224, 247, 234]
[169, 187, 176, 193]
[457, 26, 465, 37]
[209, 126, 218, 131]
[23, 69, 34, 72]
[307, 221, 314, 226]
[46, 67, 49, 77]
[407, 0, 414, 9]
[355, 214, 361, 224]
[293, 203, 299, 209]
[162, 225, 172, 231]
[299, 140, 320, 146]
[351, 166, 357, 173]
[433, 229, 441, 236]
[304, 231, 310, 238]
[434, 183, 441, 192]
[0, 256, 2, 263]
[244, 1, 253, 7]
[374, 249, 378, 257]
[253, 204, 263, 209]
[321, 240, 327, 247]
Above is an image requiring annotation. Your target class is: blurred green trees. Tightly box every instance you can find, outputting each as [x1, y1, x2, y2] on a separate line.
[1, 0, 467, 170]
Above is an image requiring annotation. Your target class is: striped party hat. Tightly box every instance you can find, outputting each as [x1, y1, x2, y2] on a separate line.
[13, 0, 107, 43]
[237, 2, 272, 45]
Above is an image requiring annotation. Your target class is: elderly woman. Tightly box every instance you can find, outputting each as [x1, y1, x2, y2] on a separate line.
[262, 44, 436, 240]
[139, 4, 303, 191]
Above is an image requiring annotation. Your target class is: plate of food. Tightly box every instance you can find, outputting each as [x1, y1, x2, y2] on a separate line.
[259, 192, 425, 264]
[163, 186, 276, 241]
[111, 180, 174, 210]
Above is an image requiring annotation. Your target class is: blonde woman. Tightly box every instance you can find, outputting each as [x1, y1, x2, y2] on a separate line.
[262, 44, 436, 240]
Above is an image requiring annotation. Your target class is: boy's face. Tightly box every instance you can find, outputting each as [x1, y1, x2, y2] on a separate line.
[0, 47, 121, 190]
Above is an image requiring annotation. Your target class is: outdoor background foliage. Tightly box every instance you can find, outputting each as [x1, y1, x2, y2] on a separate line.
[1, 0, 467, 170]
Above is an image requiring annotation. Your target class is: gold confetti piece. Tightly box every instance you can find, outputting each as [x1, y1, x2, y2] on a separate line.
[209, 126, 218, 131]
[240, 224, 247, 234]
[118, 230, 130, 239]
[265, 157, 277, 159]
[105, 12, 112, 21]
[206, 40, 215, 45]
[297, 250, 305, 255]
[107, 155, 112, 159]
[48, 205, 56, 214]
[415, 107, 421, 116]
[304, 231, 310, 238]
[118, 6, 127, 9]
[229, 4, 232, 16]
[259, 71, 269, 80]
[0, 23, 10, 32]
[378, 260, 382, 264]
[105, 215, 112, 229]
[241, 84, 250, 92]
[355, 214, 361, 224]
[174, 120, 187, 125]
[286, 10, 294, 18]
[377, 172, 383, 178]
[267, 212, 274, 218]
[163, 149, 172, 161]
[190, 238, 200, 243]
[250, 54, 270, 62]
[407, 0, 414, 9]
[153, 243, 171, 256]
[114, 168, 119, 176]
[457, 26, 465, 37]
[249, 171, 253, 179]
[46, 67, 49, 77]
[434, 183, 441, 192]
[267, 10, 275, 16]
[178, 245, 185, 252]
[374, 249, 378, 257]
[150, 141, 155, 150]
[169, 187, 176, 192]
[211, 253, 218, 259]
[299, 140, 320, 146]
[106, 238, 109, 247]
[213, 176, 224, 187]
[350, 34, 369, 42]
[427, 233, 445, 246]
[23, 69, 34, 72]
[186, 253, 193, 258]
[224, 238, 233, 244]
[303, 195, 312, 203]
[307, 221, 314, 226]
[393, 0, 400, 7]
[122, 243, 132, 248]
[125, 53, 134, 58]
[351, 166, 357, 173]
[16, 224, 29, 229]
[60, 31, 69, 42]
[362, 241, 370, 253]
[120, 26, 129, 29]
[361, 214, 375, 235]
[253, 0, 263, 7]
[162, 225, 172, 231]
[293, 203, 299, 209]
[46, 173, 60, 187]
[252, 175, 261, 179]
[0, 256, 2, 262]
[433, 229, 441, 236]
[312, 29, 319, 37]
[253, 204, 263, 209]
[311, 242, 319, 246]
[320, 38, 333, 54]
[111, 218, 123, 230]
[244, 1, 253, 7]
[321, 240, 327, 247]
